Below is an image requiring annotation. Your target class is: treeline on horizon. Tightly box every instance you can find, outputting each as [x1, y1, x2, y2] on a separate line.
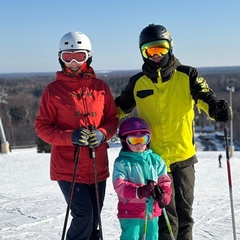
[0, 66, 240, 149]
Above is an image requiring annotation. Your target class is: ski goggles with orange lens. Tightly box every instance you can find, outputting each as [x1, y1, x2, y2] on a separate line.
[141, 40, 170, 59]
[60, 50, 88, 64]
[126, 133, 151, 147]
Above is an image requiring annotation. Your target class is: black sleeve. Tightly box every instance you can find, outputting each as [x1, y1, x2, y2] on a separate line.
[115, 72, 143, 114]
[179, 65, 218, 104]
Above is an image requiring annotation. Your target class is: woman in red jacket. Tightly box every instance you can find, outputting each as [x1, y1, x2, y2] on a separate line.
[35, 31, 118, 240]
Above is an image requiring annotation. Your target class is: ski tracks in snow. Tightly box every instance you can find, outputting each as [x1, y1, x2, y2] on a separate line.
[0, 194, 64, 239]
[193, 153, 240, 239]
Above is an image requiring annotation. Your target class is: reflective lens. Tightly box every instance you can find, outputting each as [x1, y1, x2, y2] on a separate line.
[126, 134, 150, 146]
[60, 50, 88, 64]
[141, 40, 170, 59]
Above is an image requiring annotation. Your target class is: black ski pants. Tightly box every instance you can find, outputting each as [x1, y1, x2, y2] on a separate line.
[158, 164, 195, 240]
[58, 180, 106, 240]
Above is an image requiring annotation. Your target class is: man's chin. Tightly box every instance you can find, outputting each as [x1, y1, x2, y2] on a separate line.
[150, 56, 163, 63]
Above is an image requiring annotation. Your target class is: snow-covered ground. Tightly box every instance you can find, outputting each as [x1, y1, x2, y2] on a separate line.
[0, 145, 239, 240]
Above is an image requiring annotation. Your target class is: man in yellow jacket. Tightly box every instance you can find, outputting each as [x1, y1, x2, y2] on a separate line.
[115, 24, 232, 240]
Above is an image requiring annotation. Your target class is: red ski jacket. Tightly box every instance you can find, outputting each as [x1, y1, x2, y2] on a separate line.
[35, 70, 118, 184]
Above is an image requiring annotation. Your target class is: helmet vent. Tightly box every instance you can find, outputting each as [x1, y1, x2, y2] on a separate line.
[59, 32, 92, 53]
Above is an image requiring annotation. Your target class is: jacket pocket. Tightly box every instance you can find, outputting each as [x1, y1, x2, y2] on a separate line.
[136, 90, 154, 99]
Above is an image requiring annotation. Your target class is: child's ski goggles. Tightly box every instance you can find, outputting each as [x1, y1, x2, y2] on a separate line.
[126, 133, 151, 147]
[60, 50, 88, 64]
[141, 40, 170, 59]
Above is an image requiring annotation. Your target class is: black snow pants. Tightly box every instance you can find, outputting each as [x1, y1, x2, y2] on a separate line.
[158, 158, 196, 240]
[58, 180, 106, 240]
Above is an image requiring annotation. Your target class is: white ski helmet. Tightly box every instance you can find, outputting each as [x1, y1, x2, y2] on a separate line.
[59, 31, 92, 58]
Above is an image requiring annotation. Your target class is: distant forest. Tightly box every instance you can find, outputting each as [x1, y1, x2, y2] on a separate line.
[0, 66, 240, 149]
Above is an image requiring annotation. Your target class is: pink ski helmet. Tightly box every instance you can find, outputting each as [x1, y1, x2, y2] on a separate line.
[119, 117, 151, 137]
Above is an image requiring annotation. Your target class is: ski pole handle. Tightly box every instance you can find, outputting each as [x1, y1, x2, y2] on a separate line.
[88, 125, 96, 158]
[89, 125, 95, 132]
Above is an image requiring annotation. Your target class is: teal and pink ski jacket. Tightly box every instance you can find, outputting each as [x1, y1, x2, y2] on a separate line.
[112, 148, 172, 219]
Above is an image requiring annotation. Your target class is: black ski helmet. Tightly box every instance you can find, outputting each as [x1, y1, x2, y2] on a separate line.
[139, 24, 174, 68]
[139, 24, 173, 49]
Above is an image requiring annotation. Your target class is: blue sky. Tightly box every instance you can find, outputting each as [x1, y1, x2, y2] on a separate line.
[1, 0, 240, 73]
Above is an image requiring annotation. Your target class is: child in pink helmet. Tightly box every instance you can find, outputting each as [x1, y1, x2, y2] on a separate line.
[112, 117, 172, 240]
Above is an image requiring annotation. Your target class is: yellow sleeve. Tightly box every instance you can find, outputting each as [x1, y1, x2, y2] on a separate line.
[117, 106, 130, 119]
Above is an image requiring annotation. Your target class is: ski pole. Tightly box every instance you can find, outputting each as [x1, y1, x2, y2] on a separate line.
[223, 123, 237, 240]
[142, 180, 156, 240]
[162, 207, 175, 240]
[89, 125, 104, 240]
[158, 187, 175, 240]
[61, 146, 81, 240]
[142, 198, 148, 240]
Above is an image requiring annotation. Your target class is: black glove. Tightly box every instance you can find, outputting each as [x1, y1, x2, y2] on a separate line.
[152, 185, 165, 208]
[209, 99, 232, 122]
[88, 129, 105, 148]
[72, 127, 90, 146]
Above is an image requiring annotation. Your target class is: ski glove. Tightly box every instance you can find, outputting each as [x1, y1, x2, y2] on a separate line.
[137, 184, 154, 199]
[88, 129, 105, 148]
[152, 185, 164, 208]
[72, 127, 90, 146]
[209, 99, 232, 122]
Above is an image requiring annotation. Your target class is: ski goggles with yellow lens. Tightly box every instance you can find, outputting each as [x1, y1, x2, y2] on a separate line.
[60, 50, 88, 64]
[126, 134, 150, 147]
[141, 40, 170, 59]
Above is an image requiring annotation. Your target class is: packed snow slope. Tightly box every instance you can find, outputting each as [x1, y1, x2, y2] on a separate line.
[0, 145, 239, 239]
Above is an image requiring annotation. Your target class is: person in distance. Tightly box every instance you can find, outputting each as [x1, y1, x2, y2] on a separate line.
[115, 24, 232, 240]
[35, 31, 118, 240]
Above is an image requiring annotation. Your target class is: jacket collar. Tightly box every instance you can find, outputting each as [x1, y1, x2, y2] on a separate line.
[61, 66, 96, 80]
[142, 55, 180, 83]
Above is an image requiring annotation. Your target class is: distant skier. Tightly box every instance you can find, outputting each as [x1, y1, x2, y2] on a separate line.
[218, 154, 223, 168]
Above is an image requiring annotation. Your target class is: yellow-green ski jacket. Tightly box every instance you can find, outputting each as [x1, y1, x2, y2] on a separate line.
[115, 57, 218, 172]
